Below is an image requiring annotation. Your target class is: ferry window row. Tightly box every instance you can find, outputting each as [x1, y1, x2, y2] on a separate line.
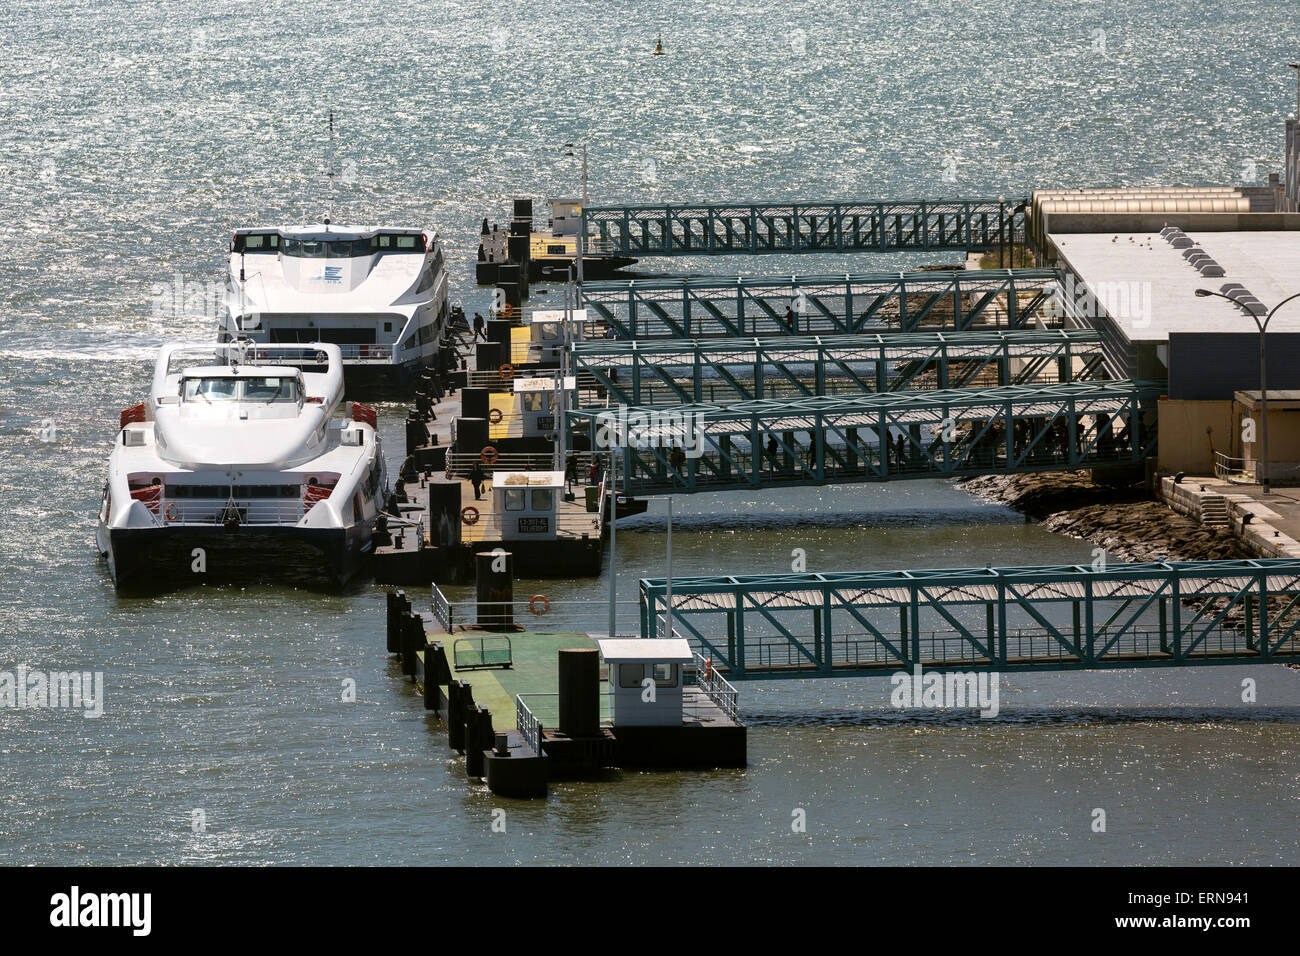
[503, 488, 554, 511]
[181, 377, 300, 403]
[234, 233, 425, 255]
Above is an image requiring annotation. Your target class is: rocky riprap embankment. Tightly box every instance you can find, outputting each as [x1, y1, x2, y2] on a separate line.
[958, 471, 1249, 563]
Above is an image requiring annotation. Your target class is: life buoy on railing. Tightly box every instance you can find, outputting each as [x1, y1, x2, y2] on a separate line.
[165, 502, 178, 522]
[704, 658, 713, 681]
[480, 445, 499, 464]
[461, 506, 480, 525]
[529, 594, 550, 616]
[488, 408, 503, 425]
[498, 364, 514, 381]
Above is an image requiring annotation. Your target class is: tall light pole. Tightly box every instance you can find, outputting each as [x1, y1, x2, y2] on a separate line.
[1195, 288, 1300, 493]
[564, 142, 587, 291]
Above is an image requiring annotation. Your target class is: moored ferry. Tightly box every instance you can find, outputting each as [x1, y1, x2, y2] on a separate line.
[221, 223, 450, 399]
[97, 341, 387, 590]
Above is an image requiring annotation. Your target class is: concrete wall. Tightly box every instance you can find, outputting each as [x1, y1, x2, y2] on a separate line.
[1156, 398, 1235, 474]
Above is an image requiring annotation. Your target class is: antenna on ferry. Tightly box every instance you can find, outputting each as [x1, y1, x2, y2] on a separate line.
[325, 110, 336, 228]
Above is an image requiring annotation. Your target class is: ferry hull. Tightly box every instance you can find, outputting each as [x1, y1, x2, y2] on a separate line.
[103, 524, 371, 592]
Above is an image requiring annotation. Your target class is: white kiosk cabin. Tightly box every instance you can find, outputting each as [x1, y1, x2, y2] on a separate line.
[512, 375, 576, 438]
[493, 471, 563, 539]
[523, 309, 588, 365]
[598, 638, 695, 727]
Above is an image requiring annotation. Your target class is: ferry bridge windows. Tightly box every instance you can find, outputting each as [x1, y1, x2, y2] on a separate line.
[183, 378, 240, 402]
[233, 233, 280, 253]
[283, 238, 371, 258]
[243, 377, 300, 403]
[181, 377, 299, 403]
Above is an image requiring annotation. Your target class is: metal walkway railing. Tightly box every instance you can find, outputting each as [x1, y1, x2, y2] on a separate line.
[640, 559, 1300, 679]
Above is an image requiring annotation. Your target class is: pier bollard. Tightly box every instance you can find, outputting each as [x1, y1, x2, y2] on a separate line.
[558, 648, 601, 738]
[428, 480, 462, 547]
[487, 319, 515, 347]
[461, 387, 489, 422]
[475, 341, 504, 372]
[465, 706, 493, 779]
[494, 733, 510, 757]
[455, 417, 489, 455]
[423, 641, 440, 711]
[447, 681, 470, 752]
[387, 591, 406, 654]
[475, 551, 514, 629]
[401, 613, 420, 678]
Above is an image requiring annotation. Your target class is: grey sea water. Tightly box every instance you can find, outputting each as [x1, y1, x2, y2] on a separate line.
[1, 0, 1299, 864]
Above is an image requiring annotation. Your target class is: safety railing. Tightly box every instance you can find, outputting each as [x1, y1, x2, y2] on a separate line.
[515, 694, 546, 755]
[157, 498, 305, 526]
[431, 583, 454, 633]
[459, 510, 602, 540]
[1215, 452, 1256, 483]
[691, 651, 739, 721]
[453, 635, 512, 670]
[445, 451, 600, 479]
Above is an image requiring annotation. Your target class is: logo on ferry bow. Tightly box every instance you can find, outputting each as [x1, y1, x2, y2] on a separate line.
[309, 265, 343, 284]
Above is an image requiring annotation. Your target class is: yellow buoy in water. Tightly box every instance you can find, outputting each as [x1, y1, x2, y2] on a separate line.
[653, 33, 664, 55]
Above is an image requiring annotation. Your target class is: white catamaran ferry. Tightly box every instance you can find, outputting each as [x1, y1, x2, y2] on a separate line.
[97, 341, 387, 590]
[220, 223, 450, 398]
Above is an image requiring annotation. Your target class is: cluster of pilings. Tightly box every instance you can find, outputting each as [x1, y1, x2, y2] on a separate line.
[475, 198, 532, 306]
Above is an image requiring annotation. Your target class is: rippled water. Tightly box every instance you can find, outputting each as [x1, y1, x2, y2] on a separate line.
[2, 0, 1299, 864]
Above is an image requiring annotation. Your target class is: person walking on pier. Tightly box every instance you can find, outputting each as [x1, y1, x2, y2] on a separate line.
[473, 312, 486, 342]
[588, 456, 603, 486]
[766, 434, 779, 473]
[785, 305, 796, 334]
[469, 461, 486, 501]
[564, 454, 577, 494]
[894, 433, 907, 472]
[669, 442, 687, 482]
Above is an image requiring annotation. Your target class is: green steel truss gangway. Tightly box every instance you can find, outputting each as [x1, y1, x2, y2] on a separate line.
[580, 199, 1029, 258]
[578, 268, 1059, 339]
[569, 329, 1106, 406]
[639, 560, 1300, 678]
[567, 379, 1161, 495]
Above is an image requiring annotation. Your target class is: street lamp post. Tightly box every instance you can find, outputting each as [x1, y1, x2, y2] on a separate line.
[1194, 288, 1300, 493]
[998, 195, 1005, 268]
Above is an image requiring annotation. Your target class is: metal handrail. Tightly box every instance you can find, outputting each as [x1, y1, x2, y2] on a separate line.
[1215, 451, 1256, 482]
[515, 694, 544, 755]
[158, 498, 305, 526]
[453, 635, 512, 669]
[431, 584, 454, 633]
[692, 651, 739, 721]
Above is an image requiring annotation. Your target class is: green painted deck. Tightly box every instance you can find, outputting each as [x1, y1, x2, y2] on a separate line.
[418, 630, 602, 729]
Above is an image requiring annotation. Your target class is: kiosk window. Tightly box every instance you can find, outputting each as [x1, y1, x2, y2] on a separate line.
[652, 663, 678, 687]
[503, 489, 526, 511]
[531, 489, 553, 511]
[618, 664, 645, 688]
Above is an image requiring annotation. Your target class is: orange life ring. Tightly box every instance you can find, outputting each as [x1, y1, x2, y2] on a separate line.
[498, 364, 514, 381]
[165, 502, 178, 522]
[704, 658, 713, 681]
[461, 506, 480, 525]
[529, 594, 550, 616]
[480, 445, 499, 464]
[488, 408, 503, 425]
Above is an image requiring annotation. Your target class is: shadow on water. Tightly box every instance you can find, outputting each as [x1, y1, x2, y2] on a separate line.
[742, 707, 1300, 728]
[615, 507, 1023, 533]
